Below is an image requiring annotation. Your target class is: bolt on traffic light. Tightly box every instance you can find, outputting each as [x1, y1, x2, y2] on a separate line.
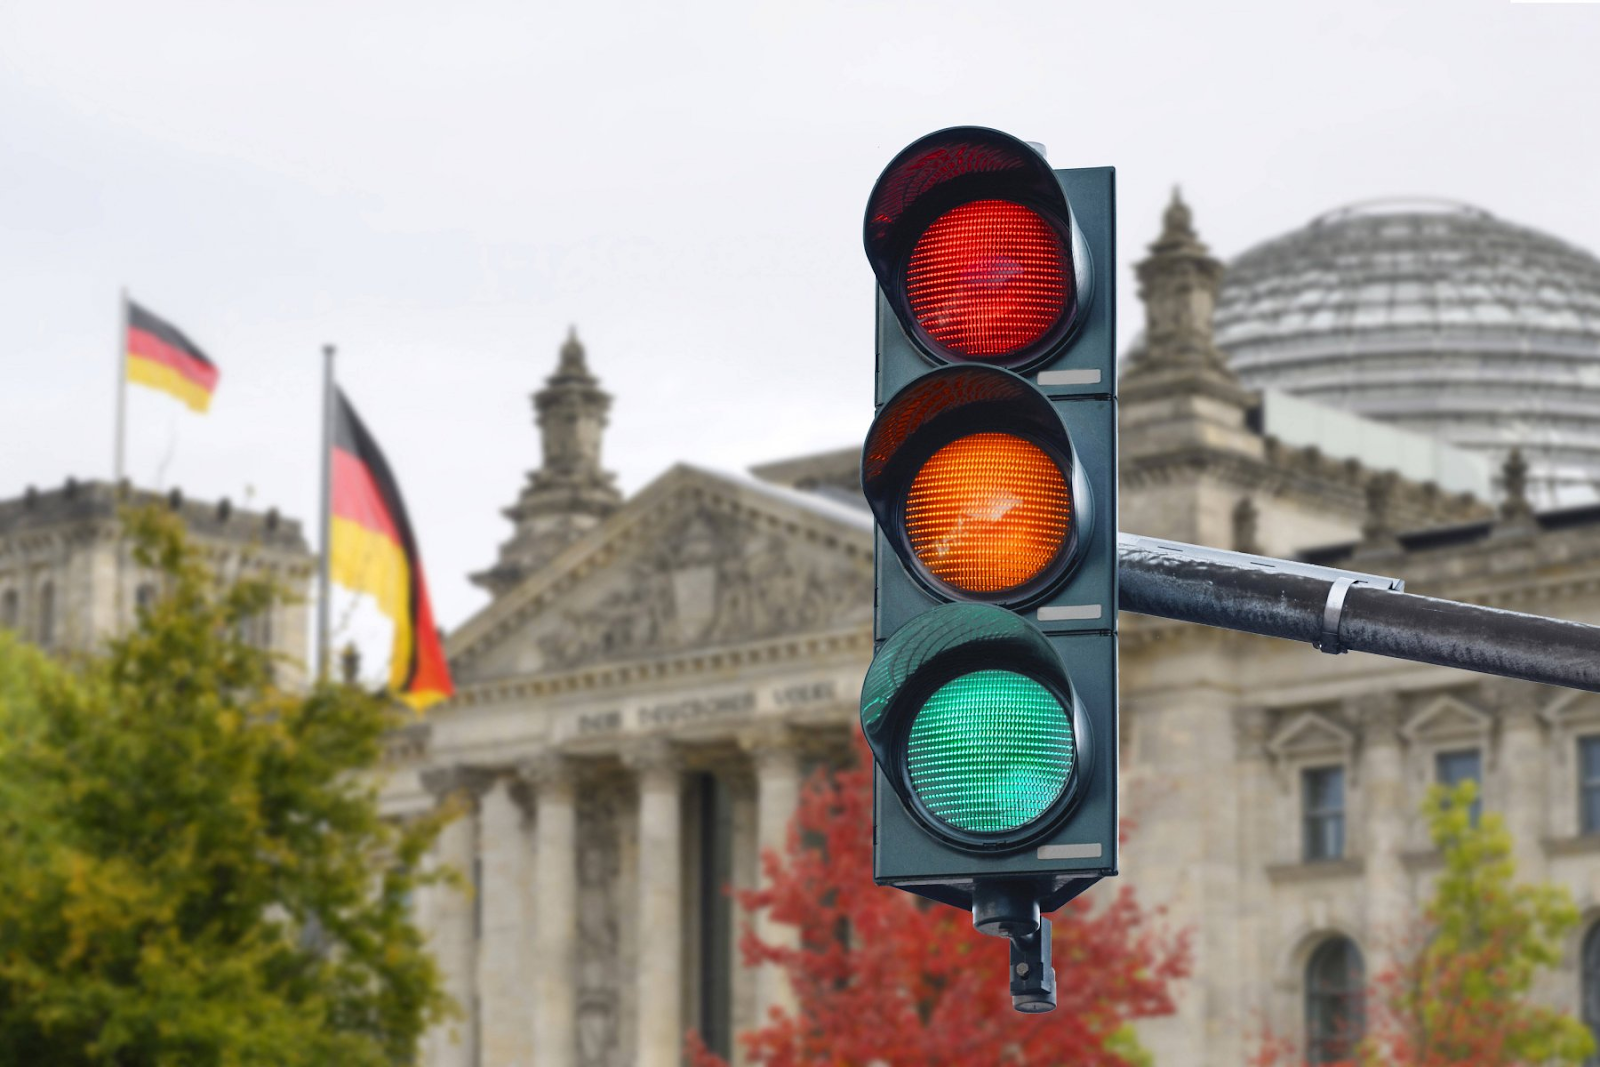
[858, 127, 1117, 1012]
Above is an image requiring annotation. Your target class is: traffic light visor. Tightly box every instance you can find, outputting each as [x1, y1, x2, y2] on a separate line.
[864, 127, 1087, 369]
[863, 366, 1089, 606]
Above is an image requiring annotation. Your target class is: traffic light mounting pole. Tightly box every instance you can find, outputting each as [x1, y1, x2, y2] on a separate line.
[1119, 533, 1600, 693]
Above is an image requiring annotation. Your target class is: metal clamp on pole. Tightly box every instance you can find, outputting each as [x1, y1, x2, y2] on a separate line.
[1314, 577, 1355, 655]
[1117, 533, 1405, 657]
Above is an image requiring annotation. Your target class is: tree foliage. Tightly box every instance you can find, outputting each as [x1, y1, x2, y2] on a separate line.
[1255, 779, 1595, 1067]
[0, 508, 452, 1066]
[689, 738, 1189, 1067]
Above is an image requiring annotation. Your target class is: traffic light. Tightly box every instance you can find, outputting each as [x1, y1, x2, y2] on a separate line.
[858, 127, 1116, 1011]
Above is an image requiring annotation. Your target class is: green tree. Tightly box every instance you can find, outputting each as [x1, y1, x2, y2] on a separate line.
[1255, 778, 1595, 1067]
[1362, 778, 1595, 1066]
[0, 508, 454, 1066]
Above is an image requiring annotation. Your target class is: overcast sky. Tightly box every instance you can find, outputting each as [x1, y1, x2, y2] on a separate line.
[3, 0, 1598, 669]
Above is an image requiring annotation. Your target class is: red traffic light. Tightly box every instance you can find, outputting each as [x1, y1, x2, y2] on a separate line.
[864, 128, 1090, 370]
[907, 200, 1071, 360]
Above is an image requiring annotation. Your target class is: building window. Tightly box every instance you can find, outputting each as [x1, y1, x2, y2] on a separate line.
[1306, 937, 1365, 1064]
[694, 772, 735, 1062]
[0, 589, 16, 630]
[1584, 923, 1600, 1067]
[1436, 748, 1483, 826]
[37, 581, 55, 647]
[135, 583, 157, 613]
[1303, 766, 1345, 862]
[1580, 737, 1600, 836]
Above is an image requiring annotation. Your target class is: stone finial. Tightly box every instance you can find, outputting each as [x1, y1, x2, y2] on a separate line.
[1160, 186, 1196, 245]
[339, 641, 361, 685]
[1231, 496, 1261, 555]
[471, 327, 624, 598]
[558, 325, 586, 374]
[1355, 472, 1403, 556]
[1499, 448, 1534, 524]
[1126, 188, 1235, 380]
[1362, 473, 1396, 540]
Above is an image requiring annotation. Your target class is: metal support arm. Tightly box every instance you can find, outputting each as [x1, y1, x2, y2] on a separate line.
[1118, 533, 1600, 693]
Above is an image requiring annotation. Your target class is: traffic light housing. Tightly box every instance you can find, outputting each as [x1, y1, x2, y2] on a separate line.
[859, 127, 1117, 1008]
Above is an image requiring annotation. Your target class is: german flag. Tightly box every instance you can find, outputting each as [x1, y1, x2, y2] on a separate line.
[126, 301, 219, 412]
[330, 390, 453, 710]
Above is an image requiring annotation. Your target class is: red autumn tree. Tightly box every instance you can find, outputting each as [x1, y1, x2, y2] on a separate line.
[689, 738, 1189, 1067]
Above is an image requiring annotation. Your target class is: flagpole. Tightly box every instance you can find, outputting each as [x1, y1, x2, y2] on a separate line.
[317, 343, 336, 682]
[114, 288, 128, 487]
[113, 288, 130, 635]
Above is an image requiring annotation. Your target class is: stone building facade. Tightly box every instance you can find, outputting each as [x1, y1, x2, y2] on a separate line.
[0, 480, 312, 679]
[394, 198, 1600, 1067]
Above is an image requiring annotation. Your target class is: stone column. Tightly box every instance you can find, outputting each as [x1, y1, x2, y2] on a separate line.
[477, 774, 534, 1066]
[1494, 684, 1548, 881]
[523, 754, 578, 1067]
[627, 739, 684, 1067]
[1117, 642, 1243, 1067]
[1356, 694, 1408, 978]
[725, 776, 759, 1067]
[1232, 706, 1274, 1034]
[420, 766, 491, 1067]
[740, 726, 802, 1022]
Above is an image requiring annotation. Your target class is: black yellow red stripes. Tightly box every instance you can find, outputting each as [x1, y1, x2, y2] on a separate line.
[330, 391, 453, 710]
[126, 302, 219, 412]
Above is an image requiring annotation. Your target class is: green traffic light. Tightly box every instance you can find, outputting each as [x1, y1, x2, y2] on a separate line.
[905, 669, 1075, 834]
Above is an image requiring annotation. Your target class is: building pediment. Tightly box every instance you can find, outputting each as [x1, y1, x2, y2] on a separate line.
[445, 464, 874, 685]
[1266, 710, 1354, 761]
[1542, 688, 1600, 728]
[1401, 694, 1492, 744]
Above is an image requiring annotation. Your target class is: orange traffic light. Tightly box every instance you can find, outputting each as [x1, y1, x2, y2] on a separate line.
[904, 432, 1073, 596]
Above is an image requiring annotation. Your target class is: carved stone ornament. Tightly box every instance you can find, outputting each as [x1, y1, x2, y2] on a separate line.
[382, 721, 431, 766]
[738, 722, 801, 772]
[574, 787, 623, 1067]
[537, 504, 868, 670]
[517, 750, 577, 795]
[418, 764, 498, 801]
[621, 736, 681, 783]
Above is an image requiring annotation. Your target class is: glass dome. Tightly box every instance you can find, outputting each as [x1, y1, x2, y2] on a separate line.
[1214, 199, 1600, 506]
